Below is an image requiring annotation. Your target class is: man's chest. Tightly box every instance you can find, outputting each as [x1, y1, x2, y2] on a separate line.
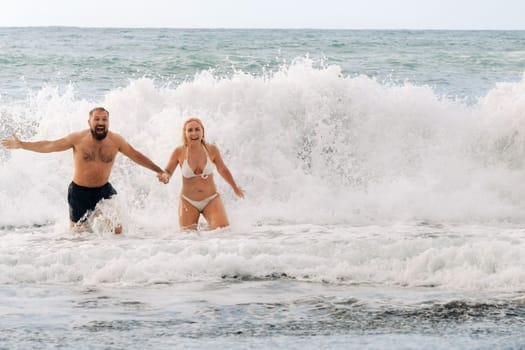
[76, 143, 117, 163]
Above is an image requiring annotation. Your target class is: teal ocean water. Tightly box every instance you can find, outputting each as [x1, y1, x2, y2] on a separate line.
[2, 28, 525, 349]
[2, 28, 524, 101]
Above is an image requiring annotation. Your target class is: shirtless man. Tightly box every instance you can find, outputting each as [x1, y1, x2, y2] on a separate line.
[1, 107, 166, 234]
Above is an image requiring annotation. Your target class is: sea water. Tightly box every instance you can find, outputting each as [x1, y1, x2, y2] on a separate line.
[1, 28, 525, 349]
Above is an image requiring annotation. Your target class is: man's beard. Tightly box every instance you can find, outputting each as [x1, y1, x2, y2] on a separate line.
[91, 128, 108, 140]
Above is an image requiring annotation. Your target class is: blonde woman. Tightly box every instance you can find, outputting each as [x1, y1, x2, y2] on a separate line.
[160, 118, 244, 229]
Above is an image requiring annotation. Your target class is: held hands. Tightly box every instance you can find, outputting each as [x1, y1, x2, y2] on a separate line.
[1, 134, 22, 149]
[157, 171, 171, 184]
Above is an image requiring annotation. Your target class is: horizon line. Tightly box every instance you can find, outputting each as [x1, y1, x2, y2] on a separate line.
[1, 25, 525, 31]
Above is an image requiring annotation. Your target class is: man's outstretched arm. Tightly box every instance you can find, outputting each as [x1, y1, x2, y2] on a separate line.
[1, 133, 73, 153]
[117, 135, 164, 174]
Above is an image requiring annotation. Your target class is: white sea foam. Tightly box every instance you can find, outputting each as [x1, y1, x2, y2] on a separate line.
[2, 63, 525, 291]
[4, 28, 525, 349]
[1, 222, 525, 293]
[2, 63, 525, 227]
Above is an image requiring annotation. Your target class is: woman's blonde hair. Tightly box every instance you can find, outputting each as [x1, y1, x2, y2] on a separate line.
[182, 117, 207, 148]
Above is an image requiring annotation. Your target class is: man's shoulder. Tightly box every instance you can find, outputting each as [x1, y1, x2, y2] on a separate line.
[67, 129, 89, 141]
[107, 131, 126, 144]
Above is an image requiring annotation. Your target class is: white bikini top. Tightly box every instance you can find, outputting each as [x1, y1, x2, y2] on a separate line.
[181, 145, 215, 179]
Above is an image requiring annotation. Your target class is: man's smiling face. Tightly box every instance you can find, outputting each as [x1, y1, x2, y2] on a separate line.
[89, 110, 109, 140]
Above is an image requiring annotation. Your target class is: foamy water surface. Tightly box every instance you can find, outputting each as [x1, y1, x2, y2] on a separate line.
[2, 28, 525, 348]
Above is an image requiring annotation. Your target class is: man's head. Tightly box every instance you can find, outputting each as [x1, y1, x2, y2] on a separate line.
[89, 107, 109, 140]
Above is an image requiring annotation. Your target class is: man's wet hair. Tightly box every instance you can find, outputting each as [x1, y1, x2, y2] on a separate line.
[89, 107, 109, 117]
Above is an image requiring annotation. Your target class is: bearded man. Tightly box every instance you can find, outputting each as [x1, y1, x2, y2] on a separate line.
[1, 107, 167, 233]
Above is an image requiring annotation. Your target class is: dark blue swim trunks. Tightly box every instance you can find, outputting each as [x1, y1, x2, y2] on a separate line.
[67, 182, 117, 223]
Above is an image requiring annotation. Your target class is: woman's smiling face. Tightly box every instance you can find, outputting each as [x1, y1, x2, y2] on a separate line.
[183, 118, 205, 145]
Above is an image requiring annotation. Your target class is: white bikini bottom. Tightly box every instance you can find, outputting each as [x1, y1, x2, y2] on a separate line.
[181, 193, 219, 212]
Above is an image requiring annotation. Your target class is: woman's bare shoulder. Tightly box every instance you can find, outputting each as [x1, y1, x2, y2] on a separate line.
[173, 145, 185, 153]
[171, 145, 186, 160]
[206, 143, 219, 152]
[205, 143, 222, 161]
